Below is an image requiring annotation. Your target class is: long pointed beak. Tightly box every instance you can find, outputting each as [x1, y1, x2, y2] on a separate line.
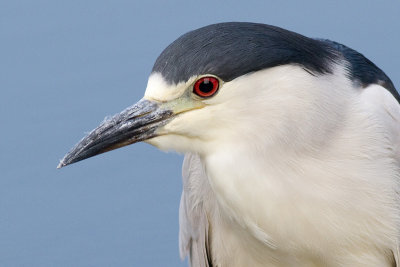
[57, 99, 173, 168]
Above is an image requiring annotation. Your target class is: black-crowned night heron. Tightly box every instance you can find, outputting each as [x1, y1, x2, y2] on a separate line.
[58, 22, 400, 266]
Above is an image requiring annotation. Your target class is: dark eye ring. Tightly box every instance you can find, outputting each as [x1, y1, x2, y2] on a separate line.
[193, 76, 219, 97]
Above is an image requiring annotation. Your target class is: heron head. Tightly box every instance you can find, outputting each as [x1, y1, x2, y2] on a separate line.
[58, 22, 340, 168]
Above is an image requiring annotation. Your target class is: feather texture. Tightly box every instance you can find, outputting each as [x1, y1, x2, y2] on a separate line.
[180, 153, 213, 267]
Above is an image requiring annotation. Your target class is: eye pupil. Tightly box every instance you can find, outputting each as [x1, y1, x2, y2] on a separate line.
[199, 79, 214, 93]
[193, 76, 219, 97]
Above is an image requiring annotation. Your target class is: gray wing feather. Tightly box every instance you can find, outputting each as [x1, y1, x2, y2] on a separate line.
[179, 153, 213, 267]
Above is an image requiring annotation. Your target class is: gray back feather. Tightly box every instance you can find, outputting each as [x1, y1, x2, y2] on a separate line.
[179, 153, 213, 267]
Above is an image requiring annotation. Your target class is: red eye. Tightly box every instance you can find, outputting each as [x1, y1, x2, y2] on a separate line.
[193, 77, 219, 97]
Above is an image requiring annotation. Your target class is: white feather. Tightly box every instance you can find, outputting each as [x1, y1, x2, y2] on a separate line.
[179, 153, 212, 267]
[148, 63, 400, 266]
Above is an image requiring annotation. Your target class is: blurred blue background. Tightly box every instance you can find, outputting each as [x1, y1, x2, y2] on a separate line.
[1, 0, 399, 266]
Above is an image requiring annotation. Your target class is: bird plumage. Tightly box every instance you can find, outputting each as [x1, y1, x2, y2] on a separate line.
[59, 22, 400, 266]
[180, 153, 213, 267]
[176, 62, 400, 266]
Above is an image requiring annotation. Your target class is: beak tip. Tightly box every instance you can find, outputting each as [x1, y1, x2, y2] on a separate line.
[57, 155, 71, 169]
[57, 160, 66, 169]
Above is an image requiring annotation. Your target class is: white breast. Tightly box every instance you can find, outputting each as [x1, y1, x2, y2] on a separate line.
[202, 67, 400, 266]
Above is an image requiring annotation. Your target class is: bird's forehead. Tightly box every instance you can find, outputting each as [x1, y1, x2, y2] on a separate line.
[144, 72, 195, 102]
